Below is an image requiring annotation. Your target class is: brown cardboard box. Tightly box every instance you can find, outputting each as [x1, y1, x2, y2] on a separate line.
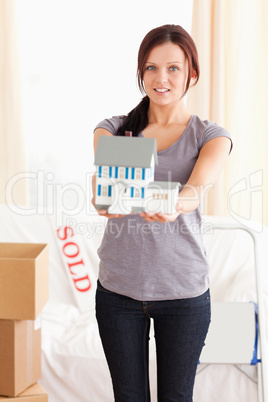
[0, 383, 48, 401]
[0, 243, 49, 320]
[0, 320, 41, 397]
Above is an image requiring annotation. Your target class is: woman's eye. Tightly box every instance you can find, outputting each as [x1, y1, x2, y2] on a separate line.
[170, 66, 179, 71]
[146, 66, 156, 71]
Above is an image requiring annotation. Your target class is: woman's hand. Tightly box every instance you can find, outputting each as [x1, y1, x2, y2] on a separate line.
[96, 209, 126, 219]
[139, 202, 184, 223]
[91, 196, 125, 219]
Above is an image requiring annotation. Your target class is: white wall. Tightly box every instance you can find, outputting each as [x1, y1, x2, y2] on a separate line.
[16, 0, 192, 209]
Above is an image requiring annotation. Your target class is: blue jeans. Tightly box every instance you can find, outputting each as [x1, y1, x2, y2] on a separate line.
[96, 281, 211, 402]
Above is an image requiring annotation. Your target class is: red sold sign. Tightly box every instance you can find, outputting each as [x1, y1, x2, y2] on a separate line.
[56, 226, 96, 311]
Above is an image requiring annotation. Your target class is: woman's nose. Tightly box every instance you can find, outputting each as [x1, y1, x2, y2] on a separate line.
[155, 69, 168, 84]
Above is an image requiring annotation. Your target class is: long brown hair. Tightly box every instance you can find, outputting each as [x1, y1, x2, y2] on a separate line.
[116, 24, 199, 137]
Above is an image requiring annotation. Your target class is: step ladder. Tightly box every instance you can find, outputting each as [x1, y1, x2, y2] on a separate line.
[198, 224, 267, 402]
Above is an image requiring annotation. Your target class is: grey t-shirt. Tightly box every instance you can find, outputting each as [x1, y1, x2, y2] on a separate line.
[94, 114, 232, 301]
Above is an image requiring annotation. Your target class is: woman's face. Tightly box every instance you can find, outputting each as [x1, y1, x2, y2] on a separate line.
[143, 42, 191, 106]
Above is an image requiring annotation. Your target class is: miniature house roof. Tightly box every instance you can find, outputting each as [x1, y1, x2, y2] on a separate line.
[94, 136, 158, 168]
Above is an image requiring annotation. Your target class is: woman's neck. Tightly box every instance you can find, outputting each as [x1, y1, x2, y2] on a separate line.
[147, 100, 191, 127]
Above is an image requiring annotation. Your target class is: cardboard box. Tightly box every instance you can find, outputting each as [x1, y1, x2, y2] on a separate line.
[0, 243, 49, 320]
[0, 383, 48, 401]
[0, 320, 41, 397]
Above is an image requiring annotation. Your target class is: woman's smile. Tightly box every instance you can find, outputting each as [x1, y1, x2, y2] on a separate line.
[154, 88, 170, 94]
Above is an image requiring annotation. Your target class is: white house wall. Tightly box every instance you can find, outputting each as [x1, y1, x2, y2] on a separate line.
[144, 188, 178, 214]
[146, 157, 155, 183]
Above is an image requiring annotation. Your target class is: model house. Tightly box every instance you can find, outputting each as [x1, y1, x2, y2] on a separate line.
[94, 135, 180, 214]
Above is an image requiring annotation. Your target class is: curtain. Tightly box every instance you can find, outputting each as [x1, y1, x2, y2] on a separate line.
[0, 0, 27, 205]
[187, 0, 268, 229]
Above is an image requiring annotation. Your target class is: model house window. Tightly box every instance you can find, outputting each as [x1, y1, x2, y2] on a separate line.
[129, 187, 144, 198]
[119, 167, 125, 179]
[97, 185, 110, 197]
[102, 166, 109, 178]
[152, 192, 168, 200]
[102, 186, 108, 196]
[135, 168, 142, 180]
[134, 187, 140, 198]
[131, 187, 141, 198]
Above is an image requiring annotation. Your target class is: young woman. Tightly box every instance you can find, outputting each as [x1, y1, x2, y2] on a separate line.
[92, 24, 232, 402]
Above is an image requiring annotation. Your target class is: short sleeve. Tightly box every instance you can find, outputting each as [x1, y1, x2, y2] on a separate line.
[199, 120, 233, 153]
[94, 115, 126, 136]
